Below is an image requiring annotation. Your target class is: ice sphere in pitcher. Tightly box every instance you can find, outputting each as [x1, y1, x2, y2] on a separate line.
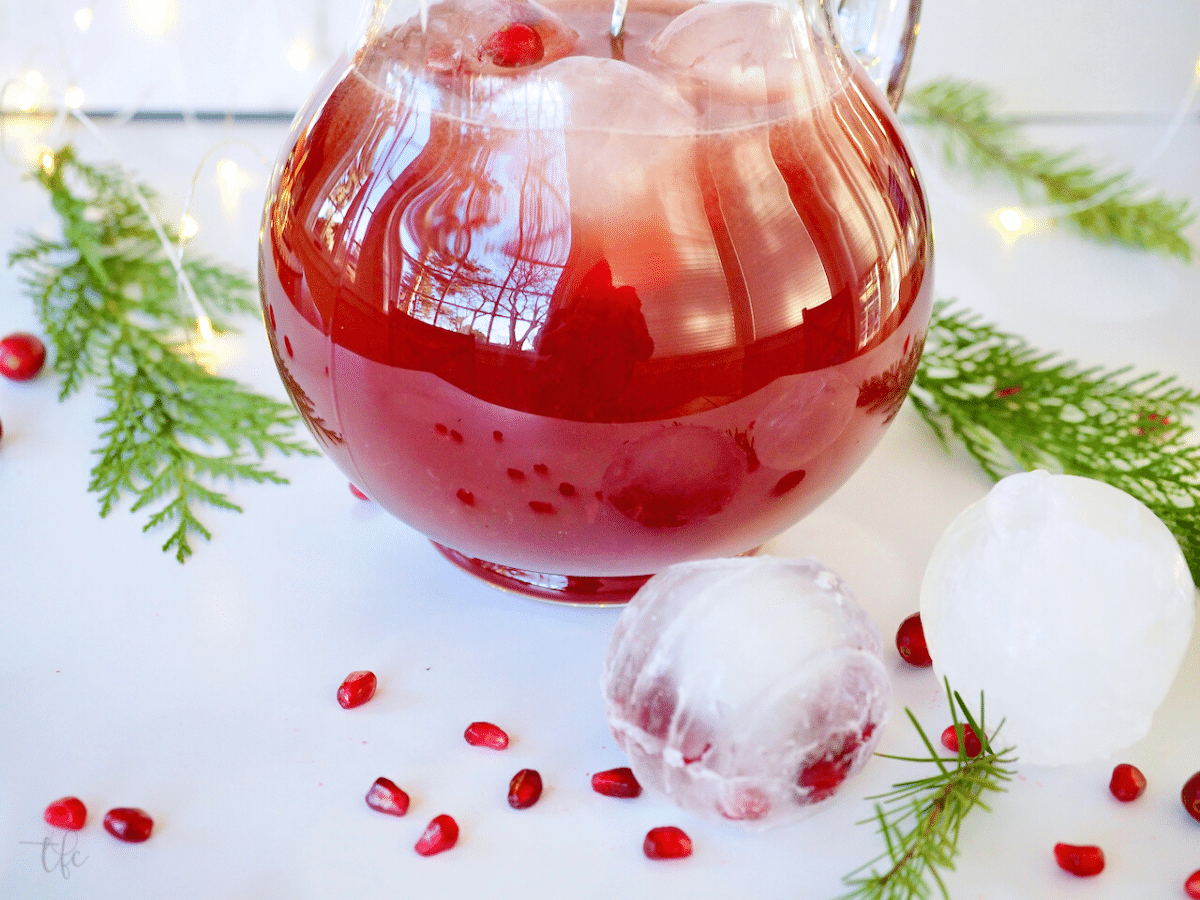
[259, 0, 933, 602]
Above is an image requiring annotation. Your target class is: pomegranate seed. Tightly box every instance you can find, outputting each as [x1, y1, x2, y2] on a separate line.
[895, 612, 932, 667]
[1108, 763, 1147, 802]
[1053, 842, 1104, 877]
[1183, 771, 1200, 823]
[591, 766, 642, 798]
[337, 670, 377, 709]
[464, 721, 509, 749]
[1185, 869, 1200, 899]
[349, 483, 369, 500]
[508, 768, 543, 809]
[44, 797, 87, 830]
[103, 807, 154, 843]
[0, 333, 46, 381]
[478, 22, 544, 68]
[941, 723, 982, 758]
[643, 825, 692, 860]
[414, 814, 458, 856]
[365, 777, 409, 817]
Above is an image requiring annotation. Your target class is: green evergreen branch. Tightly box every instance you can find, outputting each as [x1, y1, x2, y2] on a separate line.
[8, 144, 318, 562]
[837, 685, 1016, 900]
[903, 79, 1195, 261]
[912, 301, 1200, 584]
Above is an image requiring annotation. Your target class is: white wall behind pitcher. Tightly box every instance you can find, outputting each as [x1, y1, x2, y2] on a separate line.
[1, 0, 1197, 115]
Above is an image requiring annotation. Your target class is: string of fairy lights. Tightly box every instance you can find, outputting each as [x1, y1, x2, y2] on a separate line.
[0, 0, 342, 349]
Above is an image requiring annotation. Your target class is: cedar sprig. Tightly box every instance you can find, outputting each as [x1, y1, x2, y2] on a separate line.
[837, 685, 1016, 900]
[904, 79, 1194, 261]
[911, 301, 1200, 583]
[9, 144, 317, 561]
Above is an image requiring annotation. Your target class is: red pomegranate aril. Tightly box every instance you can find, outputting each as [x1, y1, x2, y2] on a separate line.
[44, 797, 87, 830]
[1108, 763, 1147, 802]
[591, 766, 642, 798]
[0, 333, 47, 381]
[1182, 771, 1200, 824]
[940, 723, 982, 758]
[349, 483, 370, 500]
[478, 22, 544, 68]
[1184, 869, 1200, 899]
[365, 777, 410, 817]
[643, 825, 692, 860]
[414, 814, 458, 856]
[103, 807, 154, 843]
[464, 721, 509, 749]
[1053, 842, 1104, 877]
[895, 612, 932, 667]
[337, 670, 377, 709]
[508, 768, 543, 809]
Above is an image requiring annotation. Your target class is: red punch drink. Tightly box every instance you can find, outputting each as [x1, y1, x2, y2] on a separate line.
[260, 0, 933, 601]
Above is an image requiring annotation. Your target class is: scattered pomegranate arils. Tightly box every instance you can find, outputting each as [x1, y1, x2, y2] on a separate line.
[337, 670, 377, 709]
[365, 777, 410, 817]
[643, 825, 692, 860]
[464, 720, 509, 749]
[591, 766, 642, 798]
[44, 797, 87, 830]
[103, 807, 154, 843]
[414, 814, 459, 856]
[478, 22, 544, 68]
[1185, 869, 1200, 899]
[940, 723, 982, 758]
[0, 332, 47, 381]
[1053, 842, 1104, 877]
[894, 612, 932, 667]
[1183, 771, 1200, 823]
[1108, 763, 1147, 802]
[508, 768, 543, 809]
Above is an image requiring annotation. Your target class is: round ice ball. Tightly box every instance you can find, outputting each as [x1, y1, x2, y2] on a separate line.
[920, 470, 1195, 767]
[602, 556, 892, 831]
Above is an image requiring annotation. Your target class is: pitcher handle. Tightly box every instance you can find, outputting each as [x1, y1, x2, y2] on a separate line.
[835, 0, 924, 108]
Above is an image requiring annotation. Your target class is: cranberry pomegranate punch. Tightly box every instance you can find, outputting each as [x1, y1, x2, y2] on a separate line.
[258, 0, 932, 603]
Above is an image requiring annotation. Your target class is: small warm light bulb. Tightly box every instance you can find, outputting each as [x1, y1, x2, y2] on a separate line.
[128, 0, 179, 35]
[196, 315, 214, 343]
[75, 7, 94, 30]
[997, 208, 1025, 233]
[179, 214, 199, 239]
[65, 85, 86, 109]
[287, 39, 313, 71]
[39, 150, 57, 175]
[217, 158, 240, 191]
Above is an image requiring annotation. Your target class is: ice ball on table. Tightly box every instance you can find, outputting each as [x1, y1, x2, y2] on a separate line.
[602, 557, 892, 830]
[920, 470, 1196, 767]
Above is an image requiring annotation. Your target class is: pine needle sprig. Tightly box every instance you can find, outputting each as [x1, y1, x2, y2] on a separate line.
[903, 79, 1195, 261]
[8, 144, 318, 561]
[837, 685, 1016, 900]
[911, 301, 1200, 583]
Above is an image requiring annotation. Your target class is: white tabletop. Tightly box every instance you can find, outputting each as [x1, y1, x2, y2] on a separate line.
[2, 1, 1199, 897]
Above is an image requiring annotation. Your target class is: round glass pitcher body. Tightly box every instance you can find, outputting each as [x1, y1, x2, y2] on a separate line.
[259, 0, 933, 602]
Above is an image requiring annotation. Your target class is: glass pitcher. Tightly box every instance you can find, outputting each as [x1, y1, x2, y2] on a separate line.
[259, 0, 932, 603]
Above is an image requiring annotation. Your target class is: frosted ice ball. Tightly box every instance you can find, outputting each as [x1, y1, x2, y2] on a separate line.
[920, 470, 1196, 767]
[602, 556, 891, 831]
